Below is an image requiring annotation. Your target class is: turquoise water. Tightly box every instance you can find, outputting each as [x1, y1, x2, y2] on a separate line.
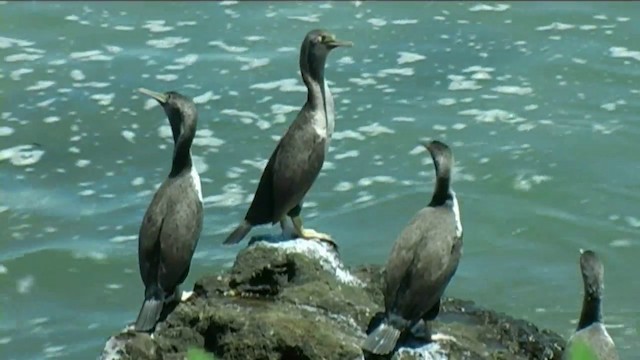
[1, 1, 639, 359]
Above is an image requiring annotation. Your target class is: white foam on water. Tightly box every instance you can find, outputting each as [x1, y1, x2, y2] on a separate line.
[334, 181, 354, 192]
[17, 275, 35, 294]
[203, 183, 245, 208]
[624, 216, 640, 228]
[156, 74, 178, 82]
[91, 93, 115, 106]
[208, 40, 248, 53]
[121, 130, 135, 143]
[113, 25, 134, 31]
[610, 239, 632, 248]
[193, 91, 221, 104]
[0, 337, 10, 345]
[26, 80, 55, 91]
[79, 189, 96, 196]
[192, 134, 225, 148]
[76, 159, 91, 168]
[513, 174, 552, 192]
[255, 239, 364, 287]
[0, 264, 7, 274]
[0, 126, 14, 136]
[43, 116, 60, 124]
[609, 47, 640, 61]
[146, 37, 190, 49]
[377, 67, 414, 77]
[349, 77, 377, 86]
[69, 50, 113, 61]
[0, 144, 45, 166]
[43, 345, 66, 358]
[5, 53, 43, 62]
[0, 36, 34, 48]
[469, 3, 510, 12]
[536, 22, 575, 31]
[367, 18, 387, 27]
[448, 75, 481, 91]
[288, 14, 320, 23]
[492, 85, 533, 95]
[105, 45, 122, 54]
[142, 20, 174, 33]
[358, 123, 395, 137]
[335, 150, 359, 160]
[332, 130, 366, 141]
[437, 98, 456, 106]
[10, 68, 33, 80]
[397, 51, 426, 65]
[175, 53, 198, 66]
[392, 19, 418, 25]
[250, 78, 306, 92]
[358, 176, 396, 187]
[236, 56, 270, 71]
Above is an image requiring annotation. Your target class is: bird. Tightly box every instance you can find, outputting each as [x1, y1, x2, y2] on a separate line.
[223, 29, 352, 249]
[133, 88, 204, 332]
[562, 249, 618, 360]
[361, 140, 463, 355]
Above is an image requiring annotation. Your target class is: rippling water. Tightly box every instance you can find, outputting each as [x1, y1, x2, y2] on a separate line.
[1, 2, 639, 359]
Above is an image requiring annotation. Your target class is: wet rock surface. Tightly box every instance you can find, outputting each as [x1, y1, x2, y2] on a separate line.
[100, 238, 565, 360]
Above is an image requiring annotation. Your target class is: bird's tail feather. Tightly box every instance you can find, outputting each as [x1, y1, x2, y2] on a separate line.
[223, 220, 252, 245]
[361, 321, 401, 355]
[134, 290, 164, 332]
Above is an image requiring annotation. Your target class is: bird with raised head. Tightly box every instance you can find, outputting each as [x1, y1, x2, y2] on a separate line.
[223, 29, 352, 250]
[133, 88, 204, 333]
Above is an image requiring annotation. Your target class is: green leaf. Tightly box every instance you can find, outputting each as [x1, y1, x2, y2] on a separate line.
[186, 347, 215, 360]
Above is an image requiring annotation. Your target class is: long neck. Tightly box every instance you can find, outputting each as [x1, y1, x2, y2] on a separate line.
[300, 49, 327, 110]
[429, 157, 452, 207]
[169, 120, 195, 177]
[577, 292, 602, 331]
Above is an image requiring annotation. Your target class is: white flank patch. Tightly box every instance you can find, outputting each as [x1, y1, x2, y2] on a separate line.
[190, 162, 203, 202]
[449, 190, 463, 238]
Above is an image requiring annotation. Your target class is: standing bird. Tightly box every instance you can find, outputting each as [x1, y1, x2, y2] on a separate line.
[133, 88, 204, 332]
[362, 140, 463, 355]
[223, 29, 352, 249]
[562, 250, 618, 360]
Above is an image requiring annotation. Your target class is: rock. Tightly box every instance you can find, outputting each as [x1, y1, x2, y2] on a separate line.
[100, 237, 565, 360]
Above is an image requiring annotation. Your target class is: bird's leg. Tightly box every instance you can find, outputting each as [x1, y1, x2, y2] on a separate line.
[291, 215, 337, 249]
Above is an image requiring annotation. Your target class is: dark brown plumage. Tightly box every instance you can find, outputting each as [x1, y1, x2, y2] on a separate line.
[134, 88, 203, 332]
[362, 140, 463, 355]
[223, 29, 352, 248]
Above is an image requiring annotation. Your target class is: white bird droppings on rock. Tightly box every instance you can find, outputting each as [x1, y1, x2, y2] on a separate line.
[254, 239, 364, 287]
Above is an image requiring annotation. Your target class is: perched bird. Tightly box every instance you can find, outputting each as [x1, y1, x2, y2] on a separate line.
[563, 250, 618, 360]
[223, 29, 352, 249]
[362, 140, 463, 355]
[133, 88, 204, 332]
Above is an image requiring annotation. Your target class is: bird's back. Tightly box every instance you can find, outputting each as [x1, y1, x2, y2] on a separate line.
[564, 323, 618, 360]
[138, 173, 203, 289]
[384, 206, 462, 321]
